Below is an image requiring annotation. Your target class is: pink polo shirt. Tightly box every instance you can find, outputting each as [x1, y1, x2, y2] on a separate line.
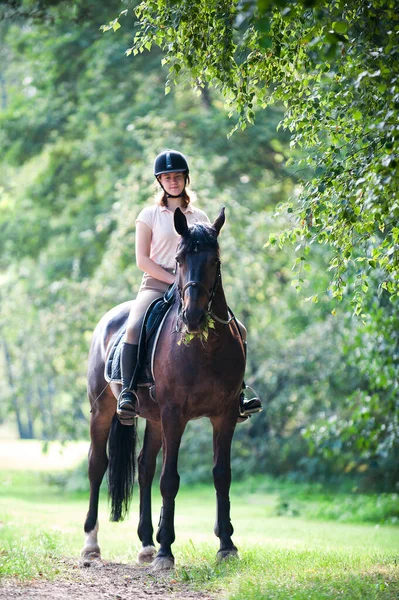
[136, 203, 210, 270]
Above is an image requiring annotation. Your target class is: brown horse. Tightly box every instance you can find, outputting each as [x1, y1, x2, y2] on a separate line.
[81, 207, 245, 571]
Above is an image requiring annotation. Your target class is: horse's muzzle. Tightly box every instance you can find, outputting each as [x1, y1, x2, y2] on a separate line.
[182, 307, 206, 333]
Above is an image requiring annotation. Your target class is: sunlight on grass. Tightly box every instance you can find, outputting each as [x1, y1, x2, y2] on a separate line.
[175, 545, 399, 600]
[0, 527, 67, 581]
[0, 440, 89, 472]
[0, 468, 398, 598]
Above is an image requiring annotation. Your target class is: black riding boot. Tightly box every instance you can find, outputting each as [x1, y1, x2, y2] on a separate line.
[117, 342, 139, 425]
[239, 385, 262, 417]
[239, 342, 262, 419]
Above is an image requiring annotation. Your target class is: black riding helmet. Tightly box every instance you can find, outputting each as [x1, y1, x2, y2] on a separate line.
[154, 149, 189, 176]
[154, 150, 189, 198]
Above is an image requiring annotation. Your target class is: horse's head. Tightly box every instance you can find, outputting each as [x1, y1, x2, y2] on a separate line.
[174, 207, 225, 333]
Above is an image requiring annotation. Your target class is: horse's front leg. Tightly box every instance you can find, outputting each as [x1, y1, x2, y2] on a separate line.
[137, 419, 162, 565]
[152, 407, 186, 572]
[81, 400, 114, 566]
[210, 413, 238, 561]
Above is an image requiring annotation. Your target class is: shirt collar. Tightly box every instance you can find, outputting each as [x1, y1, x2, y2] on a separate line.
[160, 204, 194, 214]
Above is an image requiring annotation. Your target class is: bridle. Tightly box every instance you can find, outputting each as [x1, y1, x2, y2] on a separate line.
[177, 260, 234, 325]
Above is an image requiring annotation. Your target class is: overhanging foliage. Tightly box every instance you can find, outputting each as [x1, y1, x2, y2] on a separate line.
[122, 0, 399, 315]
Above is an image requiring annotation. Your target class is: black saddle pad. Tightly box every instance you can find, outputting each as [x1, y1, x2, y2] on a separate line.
[106, 284, 176, 384]
[106, 328, 126, 383]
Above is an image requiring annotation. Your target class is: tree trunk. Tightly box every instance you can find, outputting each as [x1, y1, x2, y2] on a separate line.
[0, 73, 7, 110]
[2, 338, 34, 439]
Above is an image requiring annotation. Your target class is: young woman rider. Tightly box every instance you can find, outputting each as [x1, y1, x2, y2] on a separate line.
[117, 149, 262, 424]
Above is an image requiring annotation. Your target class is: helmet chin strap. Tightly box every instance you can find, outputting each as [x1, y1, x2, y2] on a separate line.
[165, 190, 185, 199]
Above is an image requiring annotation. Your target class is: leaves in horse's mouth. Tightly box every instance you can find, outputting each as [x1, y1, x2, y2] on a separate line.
[177, 315, 215, 346]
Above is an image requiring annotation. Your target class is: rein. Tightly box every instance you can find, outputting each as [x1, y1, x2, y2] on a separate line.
[209, 308, 235, 325]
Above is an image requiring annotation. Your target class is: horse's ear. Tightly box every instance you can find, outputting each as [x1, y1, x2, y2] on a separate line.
[212, 207, 225, 236]
[174, 207, 189, 236]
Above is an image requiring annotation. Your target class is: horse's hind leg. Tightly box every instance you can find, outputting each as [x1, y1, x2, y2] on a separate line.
[210, 414, 238, 561]
[81, 397, 114, 566]
[137, 420, 162, 564]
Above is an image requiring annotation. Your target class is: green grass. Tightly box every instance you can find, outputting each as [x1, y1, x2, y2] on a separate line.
[0, 526, 67, 580]
[230, 476, 399, 526]
[175, 546, 398, 600]
[0, 444, 398, 598]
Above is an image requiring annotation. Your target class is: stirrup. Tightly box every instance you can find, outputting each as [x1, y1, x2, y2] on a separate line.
[239, 385, 262, 417]
[117, 388, 139, 425]
[237, 414, 251, 423]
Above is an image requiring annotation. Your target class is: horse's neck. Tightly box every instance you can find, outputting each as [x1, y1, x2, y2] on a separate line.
[211, 285, 230, 322]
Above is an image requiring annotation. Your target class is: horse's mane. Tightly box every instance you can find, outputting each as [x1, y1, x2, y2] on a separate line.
[177, 223, 220, 256]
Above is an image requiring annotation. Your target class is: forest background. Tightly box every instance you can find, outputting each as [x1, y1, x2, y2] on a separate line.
[0, 0, 398, 493]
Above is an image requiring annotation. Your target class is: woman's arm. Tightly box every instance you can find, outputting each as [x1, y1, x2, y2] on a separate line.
[135, 221, 175, 285]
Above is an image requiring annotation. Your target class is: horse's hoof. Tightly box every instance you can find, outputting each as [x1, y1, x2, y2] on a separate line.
[137, 545, 157, 565]
[151, 556, 175, 572]
[79, 550, 103, 568]
[217, 548, 239, 561]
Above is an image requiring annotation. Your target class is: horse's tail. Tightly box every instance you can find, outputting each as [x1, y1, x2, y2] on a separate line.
[107, 414, 137, 522]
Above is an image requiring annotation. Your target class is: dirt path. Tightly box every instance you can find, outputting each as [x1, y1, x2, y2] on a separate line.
[0, 560, 217, 600]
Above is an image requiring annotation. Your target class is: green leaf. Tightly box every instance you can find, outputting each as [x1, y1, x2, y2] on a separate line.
[332, 21, 348, 34]
[259, 35, 272, 49]
[254, 18, 270, 34]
